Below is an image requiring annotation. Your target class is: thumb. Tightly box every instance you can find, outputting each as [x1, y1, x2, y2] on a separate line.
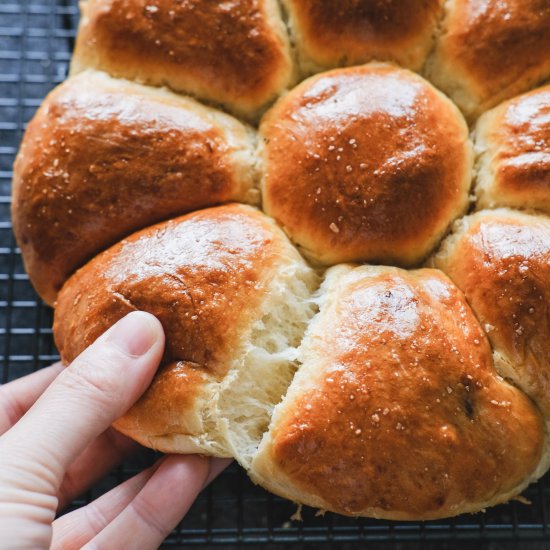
[0, 311, 164, 495]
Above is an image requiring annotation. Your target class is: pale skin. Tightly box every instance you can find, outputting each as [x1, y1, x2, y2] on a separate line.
[0, 311, 230, 549]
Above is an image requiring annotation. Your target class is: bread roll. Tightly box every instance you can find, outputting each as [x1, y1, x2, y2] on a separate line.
[250, 265, 545, 519]
[432, 208, 550, 417]
[260, 63, 472, 266]
[426, 0, 550, 119]
[12, 70, 257, 305]
[474, 85, 550, 214]
[54, 204, 319, 457]
[283, 0, 443, 75]
[71, 0, 294, 119]
[17, 0, 550, 522]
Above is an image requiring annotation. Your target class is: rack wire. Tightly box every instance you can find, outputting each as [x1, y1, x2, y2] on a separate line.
[1, 0, 549, 546]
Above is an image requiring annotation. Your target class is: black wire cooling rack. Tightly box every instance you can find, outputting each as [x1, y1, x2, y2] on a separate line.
[2, 1, 550, 547]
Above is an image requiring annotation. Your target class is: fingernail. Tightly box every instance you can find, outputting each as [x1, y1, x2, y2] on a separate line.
[106, 311, 159, 357]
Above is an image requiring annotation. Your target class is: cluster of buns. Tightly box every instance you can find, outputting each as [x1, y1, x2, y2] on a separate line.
[12, 0, 550, 520]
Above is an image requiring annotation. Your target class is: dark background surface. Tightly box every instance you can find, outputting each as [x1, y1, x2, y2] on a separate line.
[1, 0, 549, 547]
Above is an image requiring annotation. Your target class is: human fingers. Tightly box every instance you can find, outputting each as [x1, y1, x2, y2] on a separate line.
[57, 428, 140, 510]
[52, 456, 232, 550]
[0, 363, 64, 435]
[83, 455, 208, 550]
[51, 459, 161, 550]
[0, 312, 164, 498]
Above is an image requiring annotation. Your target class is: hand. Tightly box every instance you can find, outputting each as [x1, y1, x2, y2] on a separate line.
[0, 312, 230, 549]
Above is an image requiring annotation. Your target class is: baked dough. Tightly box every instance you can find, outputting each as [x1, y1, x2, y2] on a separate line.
[12, 0, 550, 521]
[474, 85, 550, 214]
[54, 204, 319, 458]
[426, 0, 550, 119]
[71, 0, 294, 119]
[260, 64, 472, 265]
[12, 70, 257, 305]
[283, 0, 443, 74]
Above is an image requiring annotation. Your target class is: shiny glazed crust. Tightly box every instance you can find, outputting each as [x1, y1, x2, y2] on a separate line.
[260, 64, 472, 266]
[54, 204, 279, 369]
[71, 0, 294, 119]
[283, 0, 443, 74]
[251, 265, 544, 519]
[12, 70, 258, 305]
[11, 0, 550, 522]
[474, 85, 550, 214]
[432, 209, 550, 417]
[54, 204, 318, 455]
[426, 0, 550, 119]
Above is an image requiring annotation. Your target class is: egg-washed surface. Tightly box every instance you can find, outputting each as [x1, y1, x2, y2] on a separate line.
[283, 0, 443, 73]
[474, 86, 550, 214]
[54, 204, 283, 372]
[427, 0, 550, 119]
[261, 64, 471, 266]
[12, 70, 257, 306]
[251, 266, 544, 519]
[54, 204, 319, 456]
[12, 0, 550, 522]
[433, 209, 550, 418]
[72, 0, 293, 118]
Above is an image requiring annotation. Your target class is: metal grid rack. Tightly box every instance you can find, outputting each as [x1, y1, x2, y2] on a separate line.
[1, 0, 549, 546]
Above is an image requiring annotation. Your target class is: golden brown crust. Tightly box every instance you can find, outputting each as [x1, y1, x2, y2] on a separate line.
[475, 85, 550, 214]
[427, 0, 550, 118]
[12, 71, 257, 305]
[54, 204, 282, 371]
[284, 0, 443, 73]
[54, 204, 303, 454]
[15, 0, 550, 519]
[433, 209, 550, 417]
[112, 361, 209, 452]
[72, 0, 293, 118]
[252, 266, 544, 519]
[260, 64, 472, 266]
